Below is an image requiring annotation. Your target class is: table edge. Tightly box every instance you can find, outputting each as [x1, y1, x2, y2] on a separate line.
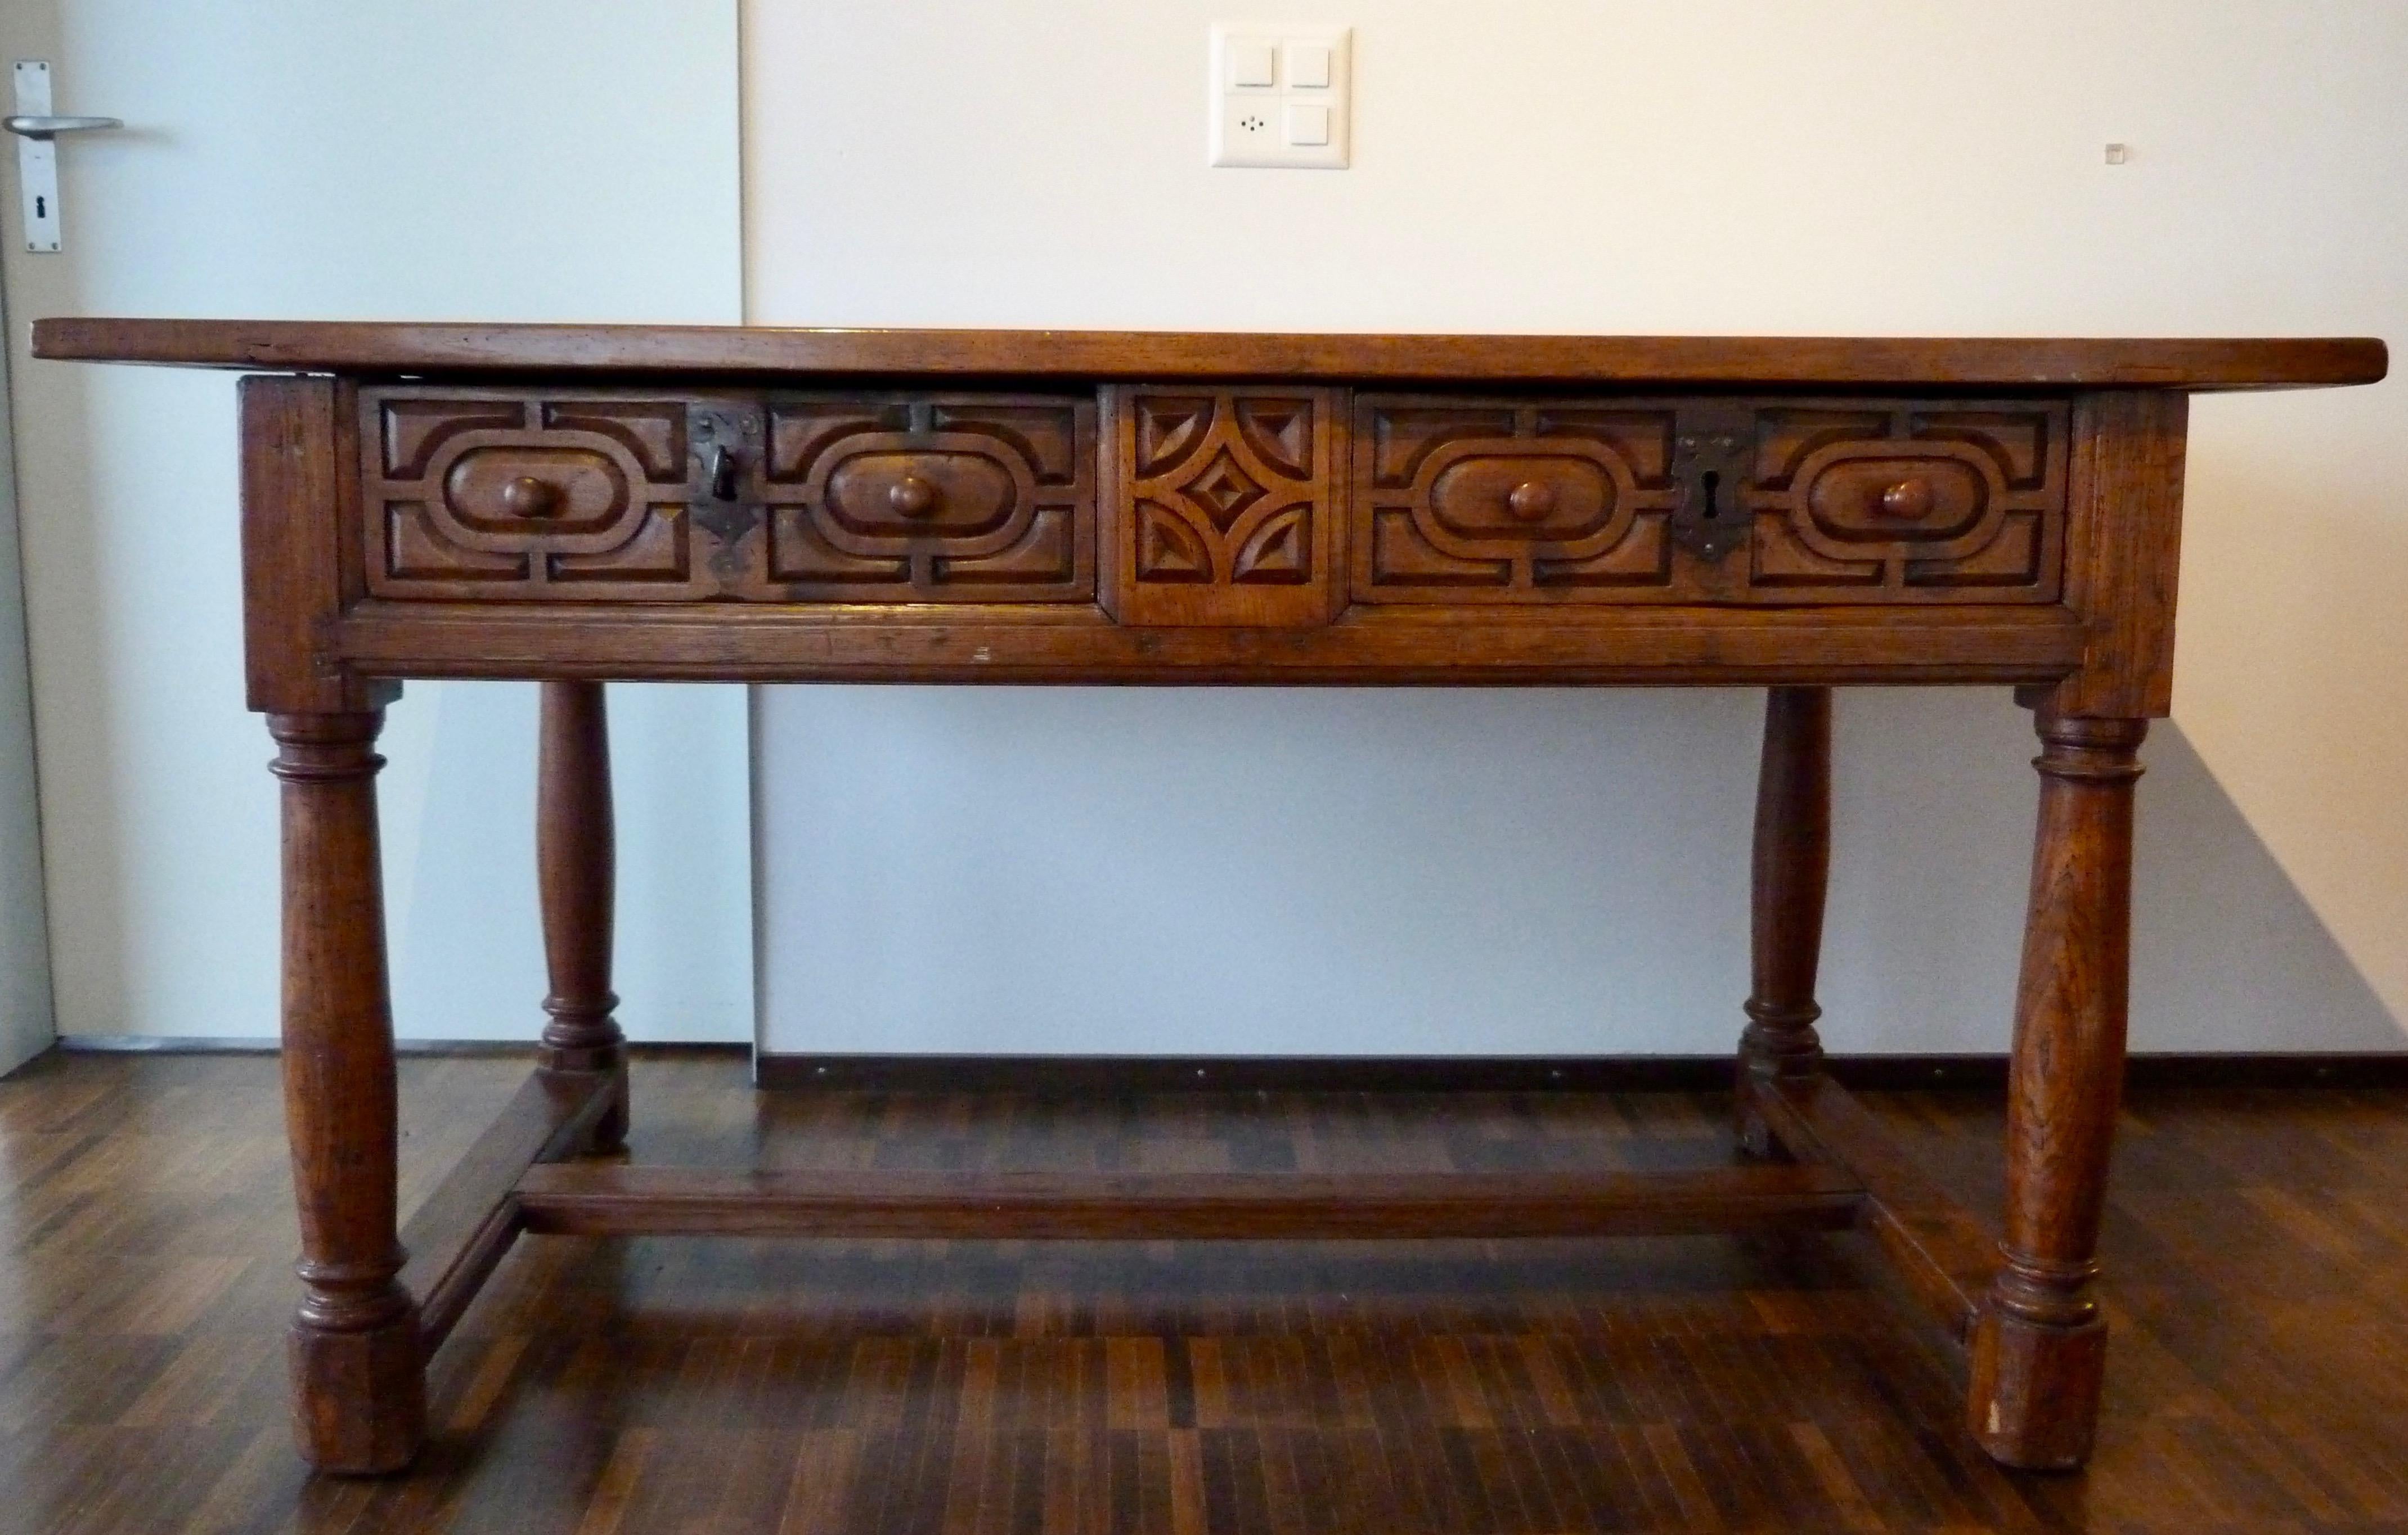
[27, 318, 2390, 390]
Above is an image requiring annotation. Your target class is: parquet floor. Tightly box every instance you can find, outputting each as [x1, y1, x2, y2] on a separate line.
[3, 1048, 2407, 1533]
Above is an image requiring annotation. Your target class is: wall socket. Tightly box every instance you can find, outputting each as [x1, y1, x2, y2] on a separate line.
[1210, 24, 1350, 169]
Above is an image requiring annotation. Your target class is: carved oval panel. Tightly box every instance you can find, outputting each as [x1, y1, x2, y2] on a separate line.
[1803, 452, 1987, 544]
[443, 445, 630, 534]
[415, 427, 659, 559]
[825, 449, 1017, 539]
[1428, 454, 1615, 541]
[362, 390, 721, 601]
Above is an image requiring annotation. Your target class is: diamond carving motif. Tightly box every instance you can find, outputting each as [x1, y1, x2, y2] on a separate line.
[1183, 448, 1266, 533]
[1107, 386, 1343, 627]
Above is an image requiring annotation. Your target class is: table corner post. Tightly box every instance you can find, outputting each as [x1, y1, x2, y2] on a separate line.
[536, 678, 626, 1152]
[244, 372, 422, 1473]
[1970, 695, 2147, 1470]
[1736, 684, 1832, 1155]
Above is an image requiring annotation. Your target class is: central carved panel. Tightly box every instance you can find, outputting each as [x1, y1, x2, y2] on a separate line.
[1104, 386, 1344, 627]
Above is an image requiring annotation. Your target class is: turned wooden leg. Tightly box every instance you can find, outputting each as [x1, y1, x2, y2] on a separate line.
[1736, 685, 1831, 1156]
[536, 680, 626, 1153]
[271, 710, 425, 1474]
[1969, 703, 2148, 1470]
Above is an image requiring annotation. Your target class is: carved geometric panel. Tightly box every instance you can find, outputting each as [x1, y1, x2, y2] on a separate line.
[1353, 397, 1683, 602]
[1104, 386, 1344, 627]
[760, 394, 1094, 602]
[361, 388, 731, 601]
[1746, 401, 2069, 602]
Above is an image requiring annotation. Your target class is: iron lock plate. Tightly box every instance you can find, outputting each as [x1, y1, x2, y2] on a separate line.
[686, 402, 761, 580]
[1668, 408, 1755, 565]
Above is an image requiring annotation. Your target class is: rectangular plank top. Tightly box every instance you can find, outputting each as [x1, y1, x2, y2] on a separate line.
[29, 317, 2387, 391]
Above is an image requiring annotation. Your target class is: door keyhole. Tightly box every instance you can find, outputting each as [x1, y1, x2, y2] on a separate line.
[33, 195, 46, 220]
[1700, 469, 1722, 520]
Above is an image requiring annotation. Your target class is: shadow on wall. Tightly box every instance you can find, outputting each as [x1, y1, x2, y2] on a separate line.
[753, 686, 2403, 1057]
[1825, 690, 2401, 1054]
[2134, 715, 2403, 1051]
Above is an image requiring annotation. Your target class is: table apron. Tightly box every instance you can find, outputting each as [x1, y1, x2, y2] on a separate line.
[333, 602, 2088, 687]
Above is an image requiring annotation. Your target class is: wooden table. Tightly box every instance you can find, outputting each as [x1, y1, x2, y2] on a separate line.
[32, 320, 2386, 1477]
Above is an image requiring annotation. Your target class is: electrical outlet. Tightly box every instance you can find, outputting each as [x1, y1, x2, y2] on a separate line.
[1210, 24, 1350, 169]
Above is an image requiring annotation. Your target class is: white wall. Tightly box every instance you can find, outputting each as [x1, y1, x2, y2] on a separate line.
[0, 287, 56, 1074]
[748, 1, 2406, 1057]
[2, 3, 753, 1043]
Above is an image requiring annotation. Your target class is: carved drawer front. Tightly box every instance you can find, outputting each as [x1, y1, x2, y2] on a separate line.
[1353, 395, 2069, 605]
[761, 393, 1094, 602]
[1354, 397, 1684, 601]
[1103, 386, 1345, 627]
[1744, 400, 2068, 601]
[361, 388, 736, 601]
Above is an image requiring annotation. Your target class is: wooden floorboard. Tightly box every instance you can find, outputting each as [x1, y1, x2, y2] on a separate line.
[5, 1046, 2408, 1532]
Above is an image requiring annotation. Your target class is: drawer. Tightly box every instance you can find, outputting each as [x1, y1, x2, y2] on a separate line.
[361, 386, 728, 601]
[358, 386, 1095, 603]
[1743, 401, 2066, 600]
[1351, 395, 2068, 605]
[760, 392, 1094, 602]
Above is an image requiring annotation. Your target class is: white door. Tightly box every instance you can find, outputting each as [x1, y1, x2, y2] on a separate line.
[0, 277, 53, 1075]
[0, 4, 753, 1048]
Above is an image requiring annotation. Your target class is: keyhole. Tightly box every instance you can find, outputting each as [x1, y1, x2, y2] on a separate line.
[1700, 469, 1722, 520]
[33, 195, 46, 220]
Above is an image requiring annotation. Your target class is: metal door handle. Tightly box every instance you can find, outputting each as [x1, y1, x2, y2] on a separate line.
[3, 115, 121, 139]
[11, 61, 116, 252]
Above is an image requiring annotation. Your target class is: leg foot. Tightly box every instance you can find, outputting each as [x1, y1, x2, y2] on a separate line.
[287, 1302, 426, 1475]
[1970, 1263, 2109, 1470]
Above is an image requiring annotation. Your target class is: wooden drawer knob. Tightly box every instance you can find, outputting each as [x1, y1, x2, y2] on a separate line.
[501, 476, 561, 519]
[888, 474, 938, 518]
[1506, 480, 1558, 522]
[1877, 478, 1935, 520]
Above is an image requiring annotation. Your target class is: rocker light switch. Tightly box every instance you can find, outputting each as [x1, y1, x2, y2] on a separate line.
[1210, 23, 1350, 169]
[1228, 39, 1277, 88]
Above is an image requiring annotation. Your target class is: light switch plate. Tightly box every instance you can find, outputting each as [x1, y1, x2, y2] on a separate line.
[1210, 23, 1350, 169]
